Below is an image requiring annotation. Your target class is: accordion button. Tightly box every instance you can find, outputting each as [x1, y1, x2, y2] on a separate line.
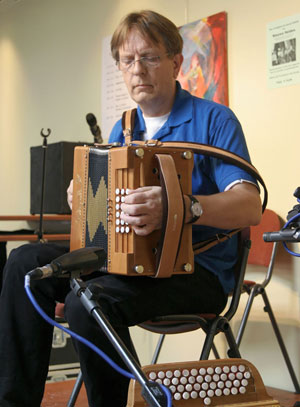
[180, 377, 187, 385]
[241, 379, 248, 387]
[190, 369, 198, 376]
[202, 383, 208, 391]
[149, 372, 156, 380]
[183, 392, 190, 400]
[215, 388, 222, 397]
[174, 393, 181, 400]
[191, 391, 198, 399]
[188, 376, 195, 384]
[115, 188, 120, 195]
[199, 390, 206, 398]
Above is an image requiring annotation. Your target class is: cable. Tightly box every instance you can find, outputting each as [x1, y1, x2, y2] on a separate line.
[24, 274, 172, 407]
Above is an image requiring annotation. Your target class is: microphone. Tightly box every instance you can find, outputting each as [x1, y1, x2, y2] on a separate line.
[27, 247, 106, 280]
[263, 228, 300, 242]
[86, 113, 103, 144]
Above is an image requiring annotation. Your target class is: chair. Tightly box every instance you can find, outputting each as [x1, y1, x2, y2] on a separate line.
[62, 228, 251, 406]
[138, 228, 251, 363]
[235, 208, 300, 393]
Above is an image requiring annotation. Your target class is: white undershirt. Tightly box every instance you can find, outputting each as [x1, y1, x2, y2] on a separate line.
[142, 112, 170, 140]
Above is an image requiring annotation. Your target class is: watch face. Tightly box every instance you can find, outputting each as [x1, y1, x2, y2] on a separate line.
[192, 202, 203, 217]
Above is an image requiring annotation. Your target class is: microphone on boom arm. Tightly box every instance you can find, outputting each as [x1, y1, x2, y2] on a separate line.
[27, 247, 106, 280]
[86, 113, 103, 144]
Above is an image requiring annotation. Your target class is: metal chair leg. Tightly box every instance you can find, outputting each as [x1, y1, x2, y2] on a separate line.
[67, 370, 83, 407]
[151, 334, 166, 364]
[261, 289, 300, 393]
[236, 284, 260, 347]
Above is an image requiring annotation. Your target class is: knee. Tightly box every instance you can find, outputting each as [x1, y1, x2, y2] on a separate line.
[3, 243, 68, 285]
[64, 287, 119, 334]
[3, 244, 38, 282]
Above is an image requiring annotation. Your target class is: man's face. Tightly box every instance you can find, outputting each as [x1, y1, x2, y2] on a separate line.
[118, 29, 183, 117]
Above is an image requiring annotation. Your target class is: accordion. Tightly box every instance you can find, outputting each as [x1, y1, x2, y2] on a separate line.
[70, 143, 194, 278]
[127, 358, 280, 407]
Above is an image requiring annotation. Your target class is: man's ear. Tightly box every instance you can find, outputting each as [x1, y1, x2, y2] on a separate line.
[173, 54, 183, 78]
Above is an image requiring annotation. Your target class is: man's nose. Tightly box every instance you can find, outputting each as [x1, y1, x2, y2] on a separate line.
[131, 59, 146, 74]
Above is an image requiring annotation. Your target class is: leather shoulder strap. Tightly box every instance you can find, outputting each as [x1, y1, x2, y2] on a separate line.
[131, 139, 267, 214]
[122, 108, 137, 145]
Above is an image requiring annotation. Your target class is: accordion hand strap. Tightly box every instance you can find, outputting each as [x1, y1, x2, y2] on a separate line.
[154, 154, 185, 278]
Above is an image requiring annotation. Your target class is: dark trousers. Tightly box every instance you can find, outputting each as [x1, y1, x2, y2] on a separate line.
[0, 243, 227, 407]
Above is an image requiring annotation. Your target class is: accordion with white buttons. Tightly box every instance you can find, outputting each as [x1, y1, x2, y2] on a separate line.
[70, 144, 194, 278]
[127, 358, 280, 406]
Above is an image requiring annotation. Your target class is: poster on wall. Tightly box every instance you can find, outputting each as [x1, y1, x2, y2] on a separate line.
[178, 12, 228, 106]
[101, 36, 136, 141]
[101, 12, 228, 138]
[267, 14, 300, 88]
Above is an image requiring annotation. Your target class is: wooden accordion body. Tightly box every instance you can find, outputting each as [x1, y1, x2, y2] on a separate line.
[70, 144, 194, 277]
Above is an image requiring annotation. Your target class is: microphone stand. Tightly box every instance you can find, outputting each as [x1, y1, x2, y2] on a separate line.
[37, 128, 51, 242]
[70, 276, 171, 407]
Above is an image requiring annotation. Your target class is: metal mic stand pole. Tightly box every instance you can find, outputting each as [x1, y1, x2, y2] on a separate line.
[70, 276, 171, 407]
[38, 128, 51, 242]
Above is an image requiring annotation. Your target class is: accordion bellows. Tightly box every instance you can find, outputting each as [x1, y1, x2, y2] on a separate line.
[70, 144, 194, 277]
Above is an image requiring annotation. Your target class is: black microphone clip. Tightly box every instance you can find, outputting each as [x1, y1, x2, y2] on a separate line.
[27, 247, 106, 280]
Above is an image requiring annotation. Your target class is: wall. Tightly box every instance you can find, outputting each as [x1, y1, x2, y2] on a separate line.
[0, 0, 299, 392]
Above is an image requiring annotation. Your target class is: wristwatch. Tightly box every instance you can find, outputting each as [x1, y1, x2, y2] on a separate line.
[186, 195, 203, 224]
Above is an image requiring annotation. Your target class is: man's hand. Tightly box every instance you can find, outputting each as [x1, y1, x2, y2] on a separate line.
[67, 179, 73, 210]
[120, 186, 163, 236]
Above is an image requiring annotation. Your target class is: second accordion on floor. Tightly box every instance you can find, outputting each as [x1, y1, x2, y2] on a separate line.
[70, 143, 194, 278]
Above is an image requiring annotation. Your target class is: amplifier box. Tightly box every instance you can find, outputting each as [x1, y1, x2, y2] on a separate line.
[30, 141, 88, 214]
[47, 323, 80, 382]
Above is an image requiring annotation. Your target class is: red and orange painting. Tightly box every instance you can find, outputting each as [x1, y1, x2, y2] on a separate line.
[178, 12, 228, 106]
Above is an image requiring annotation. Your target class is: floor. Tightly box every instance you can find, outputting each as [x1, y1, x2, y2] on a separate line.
[42, 379, 300, 407]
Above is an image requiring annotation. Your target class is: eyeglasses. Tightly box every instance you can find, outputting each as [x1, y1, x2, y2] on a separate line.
[117, 55, 168, 73]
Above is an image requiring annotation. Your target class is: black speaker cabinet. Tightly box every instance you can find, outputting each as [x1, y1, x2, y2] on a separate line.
[30, 141, 88, 214]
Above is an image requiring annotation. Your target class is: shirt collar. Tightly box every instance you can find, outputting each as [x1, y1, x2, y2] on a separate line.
[132, 81, 193, 140]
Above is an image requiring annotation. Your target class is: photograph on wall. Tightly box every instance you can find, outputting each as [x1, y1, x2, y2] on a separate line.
[178, 12, 228, 106]
[267, 14, 300, 88]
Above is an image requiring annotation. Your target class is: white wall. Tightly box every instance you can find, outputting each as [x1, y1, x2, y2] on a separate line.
[0, 0, 299, 392]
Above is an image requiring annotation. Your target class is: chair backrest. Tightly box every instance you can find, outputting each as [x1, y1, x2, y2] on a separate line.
[248, 209, 281, 267]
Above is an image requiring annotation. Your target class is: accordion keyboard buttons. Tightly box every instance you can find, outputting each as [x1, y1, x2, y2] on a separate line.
[146, 363, 253, 405]
[114, 189, 131, 234]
